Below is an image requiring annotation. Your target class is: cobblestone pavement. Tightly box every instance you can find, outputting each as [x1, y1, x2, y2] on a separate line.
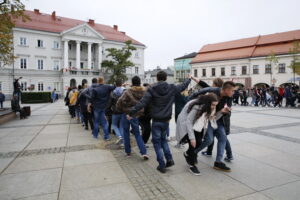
[0, 101, 300, 200]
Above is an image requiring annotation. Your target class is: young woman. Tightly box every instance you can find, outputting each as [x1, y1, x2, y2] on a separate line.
[176, 93, 219, 175]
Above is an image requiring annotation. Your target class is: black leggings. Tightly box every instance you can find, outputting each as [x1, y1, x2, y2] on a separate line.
[139, 117, 151, 144]
[181, 131, 203, 166]
[83, 111, 93, 129]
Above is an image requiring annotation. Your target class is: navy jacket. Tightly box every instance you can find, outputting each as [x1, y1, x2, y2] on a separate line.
[130, 79, 191, 121]
[91, 84, 115, 110]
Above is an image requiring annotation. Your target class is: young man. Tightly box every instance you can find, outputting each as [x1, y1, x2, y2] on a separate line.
[116, 76, 148, 159]
[128, 71, 191, 173]
[110, 79, 125, 145]
[89, 77, 115, 140]
[190, 81, 236, 172]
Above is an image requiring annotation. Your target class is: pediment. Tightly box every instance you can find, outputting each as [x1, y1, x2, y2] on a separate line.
[61, 23, 104, 39]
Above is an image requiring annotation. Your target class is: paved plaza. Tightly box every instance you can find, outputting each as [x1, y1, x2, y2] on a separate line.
[0, 101, 300, 200]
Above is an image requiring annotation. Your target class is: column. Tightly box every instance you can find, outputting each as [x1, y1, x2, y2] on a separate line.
[87, 42, 92, 70]
[98, 43, 102, 69]
[64, 40, 69, 68]
[76, 41, 81, 69]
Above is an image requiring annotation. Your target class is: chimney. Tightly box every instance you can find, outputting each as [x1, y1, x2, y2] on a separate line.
[51, 11, 56, 20]
[34, 9, 40, 14]
[88, 19, 95, 25]
[120, 31, 126, 35]
[113, 25, 118, 31]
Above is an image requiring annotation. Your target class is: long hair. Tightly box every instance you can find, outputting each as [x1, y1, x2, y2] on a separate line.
[187, 93, 219, 123]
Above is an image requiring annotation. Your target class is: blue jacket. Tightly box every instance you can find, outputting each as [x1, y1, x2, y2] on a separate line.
[91, 84, 115, 110]
[0, 93, 5, 102]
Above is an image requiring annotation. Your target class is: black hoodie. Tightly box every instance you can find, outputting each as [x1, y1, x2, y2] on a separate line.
[129, 79, 191, 122]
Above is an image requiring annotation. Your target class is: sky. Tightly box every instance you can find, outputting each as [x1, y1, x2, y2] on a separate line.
[23, 0, 300, 70]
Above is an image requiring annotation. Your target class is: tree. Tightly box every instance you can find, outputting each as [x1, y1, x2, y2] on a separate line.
[266, 51, 278, 86]
[101, 40, 136, 84]
[288, 41, 300, 84]
[0, 0, 30, 65]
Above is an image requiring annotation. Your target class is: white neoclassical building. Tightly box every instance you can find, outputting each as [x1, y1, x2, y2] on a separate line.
[0, 9, 146, 97]
[191, 29, 300, 88]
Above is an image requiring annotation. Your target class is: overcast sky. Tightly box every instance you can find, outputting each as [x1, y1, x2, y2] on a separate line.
[24, 0, 300, 70]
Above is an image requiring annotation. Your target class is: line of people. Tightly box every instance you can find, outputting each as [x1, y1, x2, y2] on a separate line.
[64, 72, 236, 176]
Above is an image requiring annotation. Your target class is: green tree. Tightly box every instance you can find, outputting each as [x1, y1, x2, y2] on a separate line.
[266, 51, 278, 86]
[289, 41, 300, 84]
[0, 0, 29, 65]
[101, 40, 136, 84]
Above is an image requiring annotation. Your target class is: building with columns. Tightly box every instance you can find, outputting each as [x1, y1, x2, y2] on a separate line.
[0, 9, 146, 97]
[191, 29, 300, 88]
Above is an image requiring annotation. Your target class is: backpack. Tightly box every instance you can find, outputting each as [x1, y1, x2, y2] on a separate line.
[69, 91, 78, 105]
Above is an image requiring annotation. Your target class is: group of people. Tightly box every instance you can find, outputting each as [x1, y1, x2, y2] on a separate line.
[64, 72, 236, 175]
[232, 85, 300, 108]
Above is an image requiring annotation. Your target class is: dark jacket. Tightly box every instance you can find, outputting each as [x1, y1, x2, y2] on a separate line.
[0, 93, 5, 102]
[77, 89, 88, 112]
[116, 86, 145, 117]
[129, 79, 191, 121]
[189, 87, 232, 135]
[91, 84, 116, 110]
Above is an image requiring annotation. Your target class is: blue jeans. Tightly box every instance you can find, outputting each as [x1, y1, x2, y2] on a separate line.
[214, 120, 228, 162]
[93, 109, 110, 139]
[121, 114, 146, 155]
[152, 121, 173, 168]
[112, 114, 123, 139]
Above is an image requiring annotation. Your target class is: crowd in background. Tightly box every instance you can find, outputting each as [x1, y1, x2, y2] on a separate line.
[232, 85, 300, 108]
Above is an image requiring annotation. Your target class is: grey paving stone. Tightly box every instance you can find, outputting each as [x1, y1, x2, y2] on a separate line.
[232, 193, 271, 200]
[262, 180, 300, 200]
[18, 193, 58, 200]
[3, 153, 64, 174]
[0, 168, 61, 200]
[59, 182, 140, 200]
[64, 149, 116, 167]
[61, 162, 128, 191]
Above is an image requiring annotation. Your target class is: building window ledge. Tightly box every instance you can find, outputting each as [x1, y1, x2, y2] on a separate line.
[18, 45, 29, 48]
[52, 48, 62, 51]
[36, 47, 46, 49]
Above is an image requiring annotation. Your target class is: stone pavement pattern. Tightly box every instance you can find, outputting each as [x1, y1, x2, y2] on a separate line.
[0, 100, 299, 200]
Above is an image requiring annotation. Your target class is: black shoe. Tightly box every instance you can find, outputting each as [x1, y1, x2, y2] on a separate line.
[189, 165, 201, 176]
[157, 166, 166, 173]
[183, 152, 193, 166]
[201, 151, 212, 157]
[165, 160, 175, 168]
[224, 156, 234, 162]
[214, 162, 231, 172]
[85, 127, 89, 130]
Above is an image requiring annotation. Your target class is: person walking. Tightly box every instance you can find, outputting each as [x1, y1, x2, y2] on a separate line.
[128, 71, 191, 173]
[51, 89, 57, 103]
[190, 81, 236, 172]
[110, 79, 125, 145]
[116, 76, 148, 159]
[0, 91, 5, 109]
[77, 84, 93, 130]
[68, 87, 78, 118]
[139, 83, 152, 145]
[176, 93, 219, 175]
[89, 77, 115, 140]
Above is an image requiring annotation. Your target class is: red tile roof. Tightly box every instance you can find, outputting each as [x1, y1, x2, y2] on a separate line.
[192, 29, 300, 64]
[13, 10, 145, 46]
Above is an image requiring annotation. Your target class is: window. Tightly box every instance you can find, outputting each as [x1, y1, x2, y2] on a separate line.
[80, 45, 83, 51]
[211, 68, 216, 76]
[37, 59, 44, 70]
[194, 69, 198, 77]
[37, 39, 43, 48]
[91, 62, 94, 69]
[53, 41, 60, 49]
[69, 61, 72, 67]
[20, 37, 27, 46]
[265, 64, 271, 74]
[21, 82, 27, 91]
[53, 60, 59, 71]
[80, 62, 84, 69]
[38, 82, 44, 91]
[221, 67, 225, 76]
[242, 66, 247, 75]
[202, 69, 206, 77]
[135, 51, 139, 58]
[54, 82, 60, 91]
[253, 65, 259, 74]
[20, 58, 27, 69]
[231, 66, 236, 75]
[135, 67, 139, 74]
[68, 44, 72, 50]
[0, 82, 2, 91]
[278, 63, 286, 73]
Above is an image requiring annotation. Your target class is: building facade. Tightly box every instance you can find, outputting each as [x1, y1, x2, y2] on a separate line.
[191, 30, 300, 88]
[174, 52, 197, 83]
[0, 9, 146, 97]
[144, 66, 174, 84]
